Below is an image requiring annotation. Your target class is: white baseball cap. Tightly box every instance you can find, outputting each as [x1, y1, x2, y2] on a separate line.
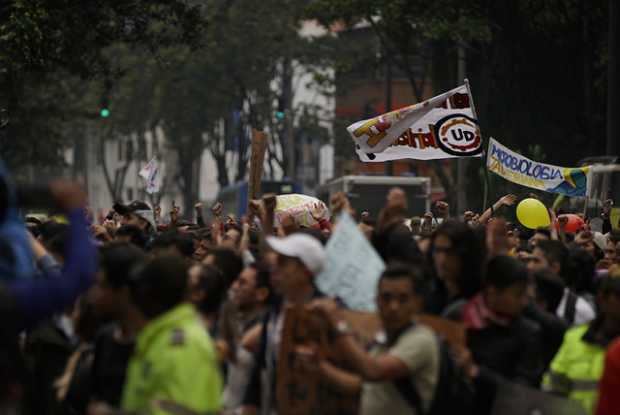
[267, 233, 326, 274]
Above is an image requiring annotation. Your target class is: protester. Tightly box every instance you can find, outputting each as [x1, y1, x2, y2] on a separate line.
[113, 201, 156, 233]
[187, 263, 228, 335]
[203, 247, 244, 289]
[302, 263, 439, 415]
[529, 228, 551, 248]
[89, 243, 145, 408]
[426, 220, 485, 315]
[112, 201, 156, 248]
[371, 188, 423, 264]
[457, 255, 543, 414]
[528, 271, 570, 367]
[113, 224, 147, 249]
[192, 228, 212, 261]
[567, 246, 598, 306]
[0, 179, 96, 414]
[221, 263, 273, 412]
[527, 239, 596, 325]
[54, 295, 103, 415]
[150, 231, 195, 258]
[241, 232, 326, 414]
[575, 230, 605, 263]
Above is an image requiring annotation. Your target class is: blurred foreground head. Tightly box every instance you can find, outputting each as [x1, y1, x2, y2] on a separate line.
[130, 255, 189, 319]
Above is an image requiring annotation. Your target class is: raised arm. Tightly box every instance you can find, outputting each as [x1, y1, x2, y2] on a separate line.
[9, 181, 97, 328]
[478, 194, 517, 224]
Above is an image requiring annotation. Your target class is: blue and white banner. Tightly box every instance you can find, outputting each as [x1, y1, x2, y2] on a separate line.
[487, 138, 590, 197]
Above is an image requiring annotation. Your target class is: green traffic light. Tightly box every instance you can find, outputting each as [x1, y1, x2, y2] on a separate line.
[275, 111, 285, 120]
[100, 108, 110, 118]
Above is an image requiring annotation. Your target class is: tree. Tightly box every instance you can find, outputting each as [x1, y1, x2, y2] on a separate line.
[0, 0, 207, 172]
[306, 0, 491, 207]
[307, 0, 610, 211]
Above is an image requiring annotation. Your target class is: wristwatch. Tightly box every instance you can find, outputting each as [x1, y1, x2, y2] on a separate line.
[334, 320, 352, 337]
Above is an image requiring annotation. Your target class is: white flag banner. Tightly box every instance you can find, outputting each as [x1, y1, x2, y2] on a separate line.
[347, 83, 483, 162]
[139, 158, 161, 194]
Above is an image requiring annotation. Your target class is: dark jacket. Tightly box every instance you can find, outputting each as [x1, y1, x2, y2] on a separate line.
[467, 316, 543, 386]
[468, 315, 543, 415]
[452, 299, 544, 415]
[22, 319, 75, 415]
[522, 302, 568, 369]
[91, 325, 135, 406]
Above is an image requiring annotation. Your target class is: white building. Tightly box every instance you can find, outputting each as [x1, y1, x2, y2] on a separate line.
[78, 20, 335, 216]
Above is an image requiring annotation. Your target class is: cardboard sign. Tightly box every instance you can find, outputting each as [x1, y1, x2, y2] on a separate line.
[248, 129, 267, 204]
[276, 306, 358, 415]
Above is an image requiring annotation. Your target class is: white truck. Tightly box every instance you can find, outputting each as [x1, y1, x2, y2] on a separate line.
[316, 175, 432, 218]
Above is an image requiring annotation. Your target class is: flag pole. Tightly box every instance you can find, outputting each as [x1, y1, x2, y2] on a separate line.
[464, 78, 489, 210]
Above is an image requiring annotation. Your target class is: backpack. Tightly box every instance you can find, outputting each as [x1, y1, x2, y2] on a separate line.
[393, 334, 475, 415]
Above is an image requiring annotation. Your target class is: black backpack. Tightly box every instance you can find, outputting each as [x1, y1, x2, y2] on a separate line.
[394, 335, 475, 415]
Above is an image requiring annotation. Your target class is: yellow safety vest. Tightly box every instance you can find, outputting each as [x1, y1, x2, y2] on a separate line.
[543, 324, 605, 415]
[122, 303, 222, 415]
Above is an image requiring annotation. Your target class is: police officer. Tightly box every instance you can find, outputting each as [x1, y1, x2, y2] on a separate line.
[544, 271, 620, 415]
[89, 255, 222, 415]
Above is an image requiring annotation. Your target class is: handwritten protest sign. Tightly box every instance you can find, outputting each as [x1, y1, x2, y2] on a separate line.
[487, 138, 590, 197]
[316, 212, 385, 311]
[276, 308, 464, 415]
[277, 306, 358, 415]
[347, 83, 483, 162]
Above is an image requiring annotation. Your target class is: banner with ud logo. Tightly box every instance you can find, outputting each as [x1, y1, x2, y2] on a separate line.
[487, 138, 590, 197]
[347, 83, 483, 161]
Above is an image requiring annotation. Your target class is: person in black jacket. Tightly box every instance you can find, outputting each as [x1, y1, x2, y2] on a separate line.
[523, 271, 569, 369]
[456, 255, 544, 414]
[89, 243, 146, 408]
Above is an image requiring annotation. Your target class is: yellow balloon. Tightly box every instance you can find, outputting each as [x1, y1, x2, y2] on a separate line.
[516, 198, 551, 229]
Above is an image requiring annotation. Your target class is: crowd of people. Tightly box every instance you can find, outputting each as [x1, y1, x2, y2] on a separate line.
[1, 163, 620, 415]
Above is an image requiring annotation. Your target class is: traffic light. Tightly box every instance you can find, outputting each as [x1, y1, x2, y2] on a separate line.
[100, 79, 112, 119]
[275, 97, 285, 120]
